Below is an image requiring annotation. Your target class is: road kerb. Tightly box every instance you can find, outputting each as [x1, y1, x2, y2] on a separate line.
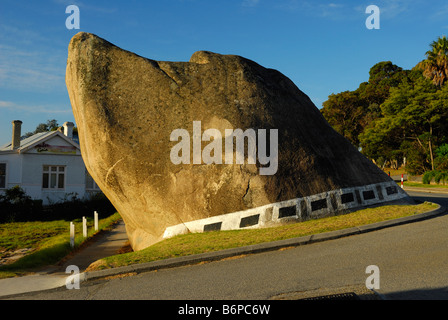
[83, 202, 446, 283]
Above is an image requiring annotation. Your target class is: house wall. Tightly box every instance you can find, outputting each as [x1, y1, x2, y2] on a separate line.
[0, 152, 22, 189]
[0, 133, 94, 204]
[1, 129, 105, 205]
[21, 153, 87, 204]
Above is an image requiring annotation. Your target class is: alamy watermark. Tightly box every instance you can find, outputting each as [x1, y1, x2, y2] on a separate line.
[66, 5, 80, 30]
[170, 121, 278, 175]
[365, 5, 380, 30]
[65, 265, 80, 289]
[365, 265, 380, 290]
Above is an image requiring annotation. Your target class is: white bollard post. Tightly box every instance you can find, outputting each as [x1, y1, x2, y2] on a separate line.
[70, 222, 75, 248]
[83, 216, 87, 238]
[94, 211, 98, 231]
[401, 174, 404, 189]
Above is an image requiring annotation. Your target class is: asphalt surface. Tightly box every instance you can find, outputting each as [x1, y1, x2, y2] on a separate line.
[407, 189, 448, 207]
[1, 189, 447, 301]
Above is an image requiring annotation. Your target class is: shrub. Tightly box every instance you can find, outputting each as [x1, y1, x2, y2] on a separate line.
[422, 171, 438, 184]
[0, 186, 42, 222]
[435, 144, 448, 170]
[0, 186, 116, 223]
[434, 171, 448, 185]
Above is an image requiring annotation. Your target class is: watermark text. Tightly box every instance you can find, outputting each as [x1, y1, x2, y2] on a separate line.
[365, 265, 380, 289]
[65, 265, 80, 289]
[365, 5, 380, 30]
[66, 5, 80, 30]
[170, 121, 278, 175]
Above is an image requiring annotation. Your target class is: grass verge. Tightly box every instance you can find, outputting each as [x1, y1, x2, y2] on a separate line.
[0, 212, 122, 279]
[89, 202, 439, 271]
[403, 181, 448, 189]
[383, 168, 406, 176]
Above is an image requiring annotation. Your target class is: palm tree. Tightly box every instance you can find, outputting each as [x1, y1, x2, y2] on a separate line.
[421, 36, 448, 87]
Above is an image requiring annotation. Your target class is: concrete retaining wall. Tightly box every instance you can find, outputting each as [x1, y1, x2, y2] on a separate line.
[163, 181, 409, 239]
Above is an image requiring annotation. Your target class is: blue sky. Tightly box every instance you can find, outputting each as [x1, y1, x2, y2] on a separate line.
[0, 0, 447, 145]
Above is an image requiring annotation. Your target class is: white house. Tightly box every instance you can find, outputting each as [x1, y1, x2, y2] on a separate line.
[0, 120, 100, 205]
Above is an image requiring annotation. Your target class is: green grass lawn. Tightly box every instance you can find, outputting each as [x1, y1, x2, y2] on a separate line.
[0, 212, 121, 279]
[0, 202, 440, 277]
[88, 202, 439, 271]
[404, 181, 448, 189]
[383, 168, 406, 176]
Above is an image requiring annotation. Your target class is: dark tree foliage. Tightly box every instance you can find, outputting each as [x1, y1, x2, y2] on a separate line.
[321, 37, 448, 175]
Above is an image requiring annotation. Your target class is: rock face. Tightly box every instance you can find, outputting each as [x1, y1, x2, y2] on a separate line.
[66, 32, 407, 251]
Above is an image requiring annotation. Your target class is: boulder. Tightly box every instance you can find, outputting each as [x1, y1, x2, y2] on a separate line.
[66, 32, 409, 251]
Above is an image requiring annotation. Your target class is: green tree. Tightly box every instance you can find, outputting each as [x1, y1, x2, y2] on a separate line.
[321, 61, 408, 147]
[435, 144, 448, 170]
[323, 36, 448, 174]
[24, 119, 59, 137]
[35, 119, 59, 133]
[359, 75, 448, 174]
[417, 35, 448, 87]
[321, 90, 365, 146]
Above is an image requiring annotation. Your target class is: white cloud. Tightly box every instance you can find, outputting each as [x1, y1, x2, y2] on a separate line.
[382, 0, 413, 17]
[242, 0, 260, 8]
[354, 0, 417, 20]
[318, 3, 346, 18]
[431, 4, 448, 20]
[53, 0, 117, 14]
[278, 0, 419, 21]
[0, 100, 72, 114]
[0, 25, 66, 93]
[275, 1, 351, 20]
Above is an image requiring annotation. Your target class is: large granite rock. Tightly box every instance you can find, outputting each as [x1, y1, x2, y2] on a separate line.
[66, 32, 400, 251]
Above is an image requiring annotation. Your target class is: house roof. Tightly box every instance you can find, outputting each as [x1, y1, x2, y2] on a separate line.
[0, 130, 80, 153]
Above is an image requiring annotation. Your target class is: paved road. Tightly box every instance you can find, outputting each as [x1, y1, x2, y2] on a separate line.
[6, 190, 448, 300]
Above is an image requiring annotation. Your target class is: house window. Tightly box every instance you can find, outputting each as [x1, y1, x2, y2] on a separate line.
[0, 163, 6, 189]
[42, 165, 65, 189]
[85, 169, 100, 191]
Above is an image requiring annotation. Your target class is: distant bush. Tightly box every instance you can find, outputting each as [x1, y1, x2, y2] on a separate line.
[0, 186, 117, 223]
[0, 186, 42, 222]
[434, 171, 448, 185]
[422, 170, 448, 185]
[422, 171, 437, 184]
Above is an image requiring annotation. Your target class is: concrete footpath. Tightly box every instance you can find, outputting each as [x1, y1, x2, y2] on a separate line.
[0, 202, 446, 299]
[0, 220, 129, 298]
